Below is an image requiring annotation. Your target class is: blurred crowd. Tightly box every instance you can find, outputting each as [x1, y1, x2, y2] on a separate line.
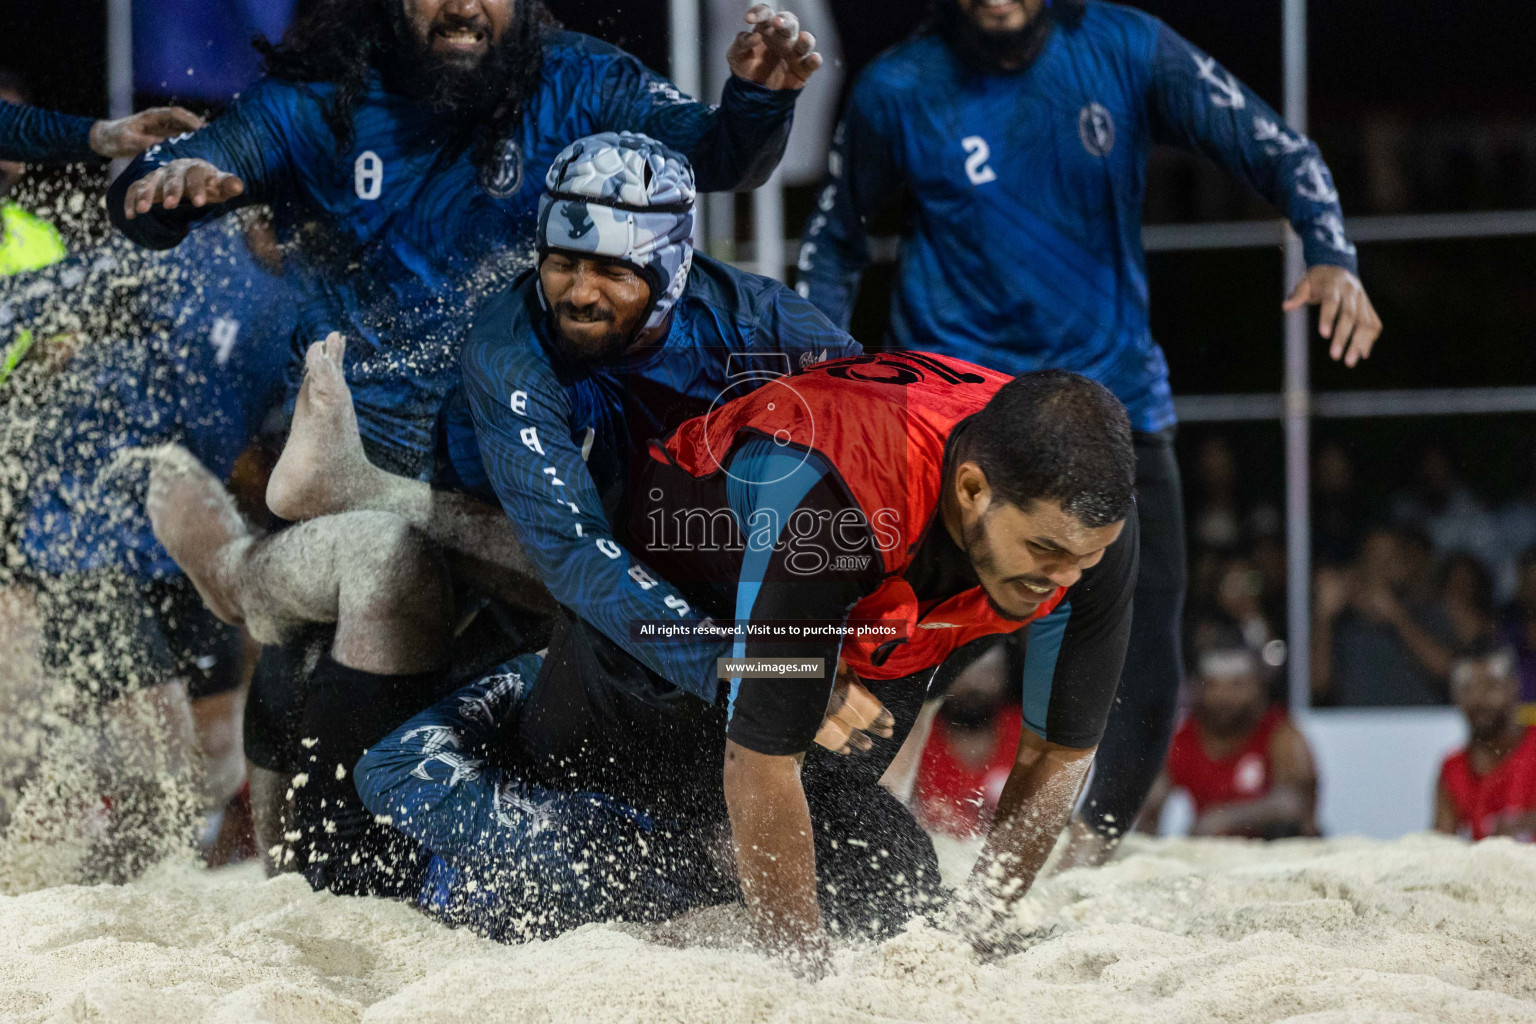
[1186, 433, 1536, 708]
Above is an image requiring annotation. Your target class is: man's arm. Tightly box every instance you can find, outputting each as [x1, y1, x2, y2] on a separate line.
[794, 76, 903, 330]
[715, 439, 880, 967]
[107, 81, 295, 250]
[461, 322, 724, 700]
[1136, 771, 1174, 835]
[0, 101, 95, 163]
[598, 5, 818, 192]
[1148, 24, 1381, 365]
[756, 280, 864, 366]
[0, 102, 200, 163]
[968, 507, 1139, 915]
[1191, 721, 1318, 837]
[1432, 776, 1460, 835]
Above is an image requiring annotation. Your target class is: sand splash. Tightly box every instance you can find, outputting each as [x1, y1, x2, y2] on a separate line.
[1, 833, 1532, 1023]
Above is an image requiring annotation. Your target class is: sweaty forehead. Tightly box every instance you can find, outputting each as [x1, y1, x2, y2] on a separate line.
[1007, 499, 1122, 554]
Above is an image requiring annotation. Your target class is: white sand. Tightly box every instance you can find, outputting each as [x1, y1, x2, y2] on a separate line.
[2, 834, 1533, 1023]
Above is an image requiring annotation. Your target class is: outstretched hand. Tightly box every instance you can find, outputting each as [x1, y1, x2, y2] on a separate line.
[728, 5, 824, 90]
[90, 107, 205, 159]
[122, 158, 246, 219]
[1283, 265, 1382, 368]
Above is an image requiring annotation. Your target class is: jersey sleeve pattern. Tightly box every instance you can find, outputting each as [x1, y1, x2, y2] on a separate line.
[593, 50, 797, 194]
[1018, 502, 1139, 749]
[108, 78, 300, 250]
[460, 300, 724, 701]
[1148, 23, 1358, 272]
[757, 280, 864, 369]
[794, 72, 903, 330]
[0, 101, 97, 164]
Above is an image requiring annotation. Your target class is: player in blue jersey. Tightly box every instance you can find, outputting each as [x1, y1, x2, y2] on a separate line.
[0, 219, 293, 863]
[144, 132, 859, 893]
[110, 0, 826, 477]
[796, 0, 1384, 863]
[109, 0, 826, 873]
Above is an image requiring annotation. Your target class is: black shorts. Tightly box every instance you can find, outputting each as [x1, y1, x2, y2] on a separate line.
[243, 594, 553, 774]
[143, 575, 245, 700]
[512, 607, 945, 935]
[20, 569, 241, 704]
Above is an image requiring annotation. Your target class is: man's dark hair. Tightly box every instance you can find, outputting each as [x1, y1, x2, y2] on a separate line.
[960, 369, 1134, 528]
[254, 0, 553, 173]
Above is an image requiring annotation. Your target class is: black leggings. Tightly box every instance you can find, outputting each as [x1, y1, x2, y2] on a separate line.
[1078, 430, 1185, 838]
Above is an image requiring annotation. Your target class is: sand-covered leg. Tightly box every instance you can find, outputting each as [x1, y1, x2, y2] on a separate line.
[266, 332, 379, 521]
[147, 445, 252, 629]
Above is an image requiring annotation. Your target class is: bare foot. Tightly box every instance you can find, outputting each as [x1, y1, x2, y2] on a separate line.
[266, 332, 379, 521]
[147, 444, 252, 628]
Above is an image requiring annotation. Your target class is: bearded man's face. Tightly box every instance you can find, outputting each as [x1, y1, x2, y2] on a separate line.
[401, 0, 515, 67]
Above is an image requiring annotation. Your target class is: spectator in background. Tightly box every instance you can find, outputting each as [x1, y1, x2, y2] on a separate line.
[1390, 443, 1505, 597]
[1494, 445, 1536, 600]
[1141, 644, 1318, 838]
[1498, 548, 1536, 702]
[1435, 647, 1536, 841]
[1191, 434, 1244, 555]
[1213, 556, 1281, 655]
[913, 646, 1021, 839]
[1312, 526, 1457, 706]
[1313, 440, 1365, 566]
[1439, 553, 1497, 653]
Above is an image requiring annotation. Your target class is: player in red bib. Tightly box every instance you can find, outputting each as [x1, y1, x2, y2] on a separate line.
[1436, 648, 1536, 842]
[1142, 644, 1318, 838]
[635, 354, 1138, 962]
[912, 645, 1024, 838]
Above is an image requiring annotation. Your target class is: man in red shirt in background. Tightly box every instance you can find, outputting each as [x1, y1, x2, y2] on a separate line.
[1436, 647, 1536, 841]
[1142, 644, 1319, 838]
[913, 644, 1023, 838]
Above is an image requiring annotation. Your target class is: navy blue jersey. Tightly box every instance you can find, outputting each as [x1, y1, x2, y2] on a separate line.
[797, 2, 1358, 433]
[457, 254, 859, 698]
[0, 101, 96, 164]
[15, 224, 293, 580]
[109, 30, 799, 476]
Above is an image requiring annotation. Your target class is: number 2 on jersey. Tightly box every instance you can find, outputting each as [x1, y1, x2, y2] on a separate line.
[962, 136, 997, 186]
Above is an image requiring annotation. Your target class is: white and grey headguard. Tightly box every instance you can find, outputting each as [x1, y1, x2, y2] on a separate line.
[537, 131, 697, 333]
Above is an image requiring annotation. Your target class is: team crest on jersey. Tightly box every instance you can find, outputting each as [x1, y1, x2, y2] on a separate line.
[481, 138, 524, 198]
[1078, 103, 1116, 157]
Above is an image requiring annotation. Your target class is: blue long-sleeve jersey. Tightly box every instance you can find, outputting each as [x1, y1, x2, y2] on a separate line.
[455, 254, 860, 699]
[14, 225, 294, 580]
[796, 2, 1358, 434]
[0, 101, 96, 164]
[109, 30, 798, 476]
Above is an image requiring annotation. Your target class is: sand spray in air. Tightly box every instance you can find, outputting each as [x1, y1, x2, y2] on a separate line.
[0, 173, 257, 889]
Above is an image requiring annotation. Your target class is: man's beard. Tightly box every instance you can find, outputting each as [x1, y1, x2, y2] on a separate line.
[552, 303, 632, 363]
[962, 515, 1047, 622]
[387, 8, 536, 121]
[1199, 703, 1262, 740]
[1468, 709, 1514, 745]
[936, 1, 1053, 73]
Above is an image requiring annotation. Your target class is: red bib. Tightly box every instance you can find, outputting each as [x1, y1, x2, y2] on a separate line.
[655, 352, 1066, 680]
[1166, 707, 1288, 816]
[1439, 726, 1536, 841]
